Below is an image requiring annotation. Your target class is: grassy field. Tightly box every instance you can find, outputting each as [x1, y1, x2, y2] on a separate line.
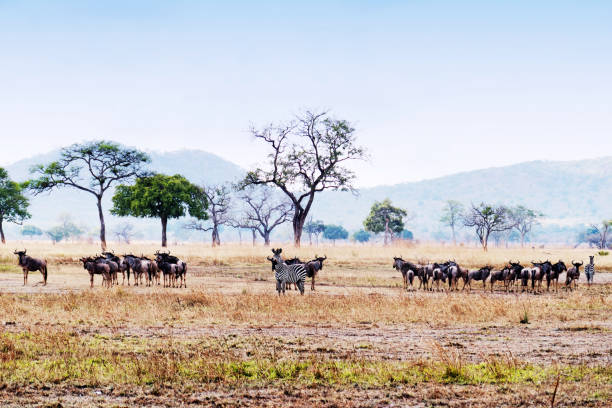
[0, 242, 610, 407]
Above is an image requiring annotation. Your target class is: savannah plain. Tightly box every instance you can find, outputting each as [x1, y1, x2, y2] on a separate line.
[0, 242, 609, 407]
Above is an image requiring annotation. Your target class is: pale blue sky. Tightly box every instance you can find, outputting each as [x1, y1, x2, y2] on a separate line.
[1, 1, 611, 186]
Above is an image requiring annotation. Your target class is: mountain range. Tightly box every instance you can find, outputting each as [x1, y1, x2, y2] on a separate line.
[3, 148, 611, 244]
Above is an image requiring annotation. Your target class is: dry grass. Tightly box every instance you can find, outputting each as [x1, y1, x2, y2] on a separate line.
[0, 242, 610, 407]
[2, 241, 611, 271]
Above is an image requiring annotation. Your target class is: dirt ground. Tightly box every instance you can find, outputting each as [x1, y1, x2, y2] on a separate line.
[0, 263, 610, 407]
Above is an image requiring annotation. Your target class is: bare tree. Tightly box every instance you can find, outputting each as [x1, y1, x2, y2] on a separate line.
[185, 184, 231, 247]
[440, 200, 464, 245]
[113, 223, 136, 244]
[463, 203, 512, 251]
[591, 220, 612, 250]
[236, 186, 292, 246]
[240, 110, 367, 247]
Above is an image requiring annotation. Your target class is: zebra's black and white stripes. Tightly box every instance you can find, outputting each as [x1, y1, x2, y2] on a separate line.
[267, 248, 307, 295]
[585, 255, 595, 285]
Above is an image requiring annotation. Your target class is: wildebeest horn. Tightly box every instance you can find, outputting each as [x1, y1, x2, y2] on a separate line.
[323, 255, 327, 260]
[266, 256, 273, 261]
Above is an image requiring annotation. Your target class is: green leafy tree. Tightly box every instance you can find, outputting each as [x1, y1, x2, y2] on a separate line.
[463, 203, 512, 251]
[46, 226, 66, 244]
[363, 199, 407, 245]
[323, 224, 348, 244]
[21, 225, 43, 239]
[111, 174, 207, 247]
[440, 200, 464, 245]
[304, 218, 326, 245]
[0, 168, 30, 244]
[508, 205, 543, 247]
[26, 141, 150, 250]
[400, 229, 414, 240]
[240, 110, 367, 247]
[353, 229, 371, 243]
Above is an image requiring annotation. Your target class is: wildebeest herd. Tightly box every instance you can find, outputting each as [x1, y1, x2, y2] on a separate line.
[12, 248, 597, 295]
[392, 256, 596, 293]
[79, 251, 188, 288]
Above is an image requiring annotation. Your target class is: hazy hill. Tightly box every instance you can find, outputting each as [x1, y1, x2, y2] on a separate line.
[3, 149, 611, 244]
[4, 149, 245, 241]
[312, 157, 612, 242]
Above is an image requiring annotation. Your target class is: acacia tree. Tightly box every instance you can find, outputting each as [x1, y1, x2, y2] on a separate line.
[185, 184, 231, 247]
[27, 141, 150, 250]
[111, 174, 207, 247]
[0, 168, 30, 244]
[240, 110, 366, 247]
[463, 203, 512, 251]
[508, 205, 542, 247]
[304, 218, 325, 245]
[234, 186, 292, 246]
[323, 224, 348, 245]
[440, 200, 464, 245]
[363, 199, 407, 245]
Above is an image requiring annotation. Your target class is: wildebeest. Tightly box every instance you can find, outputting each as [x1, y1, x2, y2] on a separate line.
[431, 262, 450, 291]
[392, 257, 417, 291]
[306, 255, 326, 291]
[95, 254, 120, 285]
[463, 265, 492, 291]
[547, 260, 567, 292]
[565, 260, 582, 290]
[123, 255, 148, 286]
[102, 251, 129, 285]
[489, 268, 507, 292]
[155, 251, 187, 288]
[80, 257, 111, 288]
[530, 261, 552, 293]
[505, 261, 525, 292]
[14, 250, 47, 286]
[446, 261, 468, 291]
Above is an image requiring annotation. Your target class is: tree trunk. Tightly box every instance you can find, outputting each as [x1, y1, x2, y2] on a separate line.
[212, 225, 220, 247]
[252, 229, 256, 247]
[264, 231, 270, 246]
[520, 232, 525, 248]
[451, 225, 456, 245]
[482, 231, 489, 251]
[384, 217, 390, 246]
[161, 216, 168, 247]
[292, 214, 305, 248]
[0, 219, 4, 244]
[96, 196, 107, 251]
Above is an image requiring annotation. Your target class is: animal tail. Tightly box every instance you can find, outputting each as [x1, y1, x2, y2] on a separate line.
[43, 262, 48, 284]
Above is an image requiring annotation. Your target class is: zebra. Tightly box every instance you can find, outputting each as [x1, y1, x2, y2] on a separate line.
[585, 255, 595, 286]
[267, 248, 307, 295]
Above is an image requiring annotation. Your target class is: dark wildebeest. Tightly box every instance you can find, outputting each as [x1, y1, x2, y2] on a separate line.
[489, 268, 507, 292]
[306, 255, 326, 291]
[547, 260, 567, 293]
[102, 251, 129, 285]
[80, 257, 111, 288]
[155, 251, 187, 288]
[392, 257, 416, 291]
[94, 254, 119, 285]
[463, 265, 492, 292]
[431, 262, 450, 292]
[14, 250, 47, 286]
[123, 255, 147, 286]
[502, 261, 521, 292]
[530, 261, 552, 293]
[446, 261, 468, 291]
[565, 260, 582, 290]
